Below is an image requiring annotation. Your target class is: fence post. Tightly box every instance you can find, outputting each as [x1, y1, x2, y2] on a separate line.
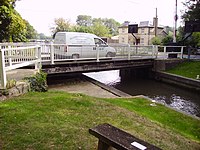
[181, 46, 184, 59]
[50, 43, 54, 64]
[35, 46, 41, 70]
[8, 46, 12, 67]
[96, 45, 100, 62]
[155, 45, 158, 59]
[128, 45, 131, 60]
[0, 49, 7, 89]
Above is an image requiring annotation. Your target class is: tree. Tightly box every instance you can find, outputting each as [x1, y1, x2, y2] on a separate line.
[181, 0, 200, 47]
[0, 0, 36, 42]
[24, 20, 38, 40]
[9, 10, 27, 42]
[161, 35, 173, 45]
[182, 0, 200, 21]
[76, 15, 92, 26]
[92, 18, 120, 36]
[151, 37, 161, 45]
[50, 18, 72, 37]
[91, 22, 110, 37]
[72, 25, 93, 33]
[101, 18, 120, 36]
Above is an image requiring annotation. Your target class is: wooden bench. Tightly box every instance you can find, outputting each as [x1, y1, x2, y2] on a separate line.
[89, 123, 161, 150]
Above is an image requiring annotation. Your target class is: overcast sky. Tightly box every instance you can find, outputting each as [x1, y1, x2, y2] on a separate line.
[15, 0, 185, 36]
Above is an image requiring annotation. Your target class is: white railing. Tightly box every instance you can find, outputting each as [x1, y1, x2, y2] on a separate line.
[110, 44, 157, 60]
[39, 44, 158, 64]
[0, 45, 41, 89]
[157, 46, 185, 59]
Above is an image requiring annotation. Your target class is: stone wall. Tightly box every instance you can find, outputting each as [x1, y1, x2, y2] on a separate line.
[0, 81, 30, 101]
[153, 59, 185, 71]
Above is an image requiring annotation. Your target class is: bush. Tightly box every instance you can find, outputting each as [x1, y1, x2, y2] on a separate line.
[24, 71, 48, 92]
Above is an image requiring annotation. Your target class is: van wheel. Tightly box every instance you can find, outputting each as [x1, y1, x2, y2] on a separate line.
[106, 52, 115, 57]
[72, 54, 79, 59]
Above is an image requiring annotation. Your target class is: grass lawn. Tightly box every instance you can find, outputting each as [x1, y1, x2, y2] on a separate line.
[0, 91, 200, 150]
[166, 61, 200, 79]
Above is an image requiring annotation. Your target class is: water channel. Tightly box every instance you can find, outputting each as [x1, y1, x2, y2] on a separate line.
[84, 70, 200, 118]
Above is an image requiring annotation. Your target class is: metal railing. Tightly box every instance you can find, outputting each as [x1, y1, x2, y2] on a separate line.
[39, 44, 158, 64]
[0, 45, 41, 89]
[157, 46, 185, 59]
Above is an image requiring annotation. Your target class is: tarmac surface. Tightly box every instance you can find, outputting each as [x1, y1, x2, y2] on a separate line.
[6, 69, 37, 81]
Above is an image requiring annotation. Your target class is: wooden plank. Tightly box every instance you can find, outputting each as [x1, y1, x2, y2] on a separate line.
[89, 123, 161, 150]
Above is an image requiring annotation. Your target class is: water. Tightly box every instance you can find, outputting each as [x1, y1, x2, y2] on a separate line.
[84, 70, 200, 118]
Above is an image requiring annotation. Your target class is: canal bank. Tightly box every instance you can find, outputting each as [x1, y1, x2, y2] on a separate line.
[153, 71, 200, 91]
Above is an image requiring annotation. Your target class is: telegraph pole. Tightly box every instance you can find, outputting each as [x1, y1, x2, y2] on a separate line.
[154, 8, 158, 37]
[173, 0, 178, 43]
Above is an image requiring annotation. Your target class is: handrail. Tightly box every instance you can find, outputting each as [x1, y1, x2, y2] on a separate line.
[0, 45, 41, 89]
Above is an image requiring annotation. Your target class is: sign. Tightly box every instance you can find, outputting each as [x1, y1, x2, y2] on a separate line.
[185, 20, 200, 33]
[128, 24, 138, 33]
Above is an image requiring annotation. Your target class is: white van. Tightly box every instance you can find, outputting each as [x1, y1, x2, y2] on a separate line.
[53, 32, 116, 59]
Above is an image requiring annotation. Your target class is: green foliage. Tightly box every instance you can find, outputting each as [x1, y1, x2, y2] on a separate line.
[71, 25, 93, 33]
[6, 79, 16, 89]
[161, 35, 173, 45]
[0, 0, 37, 42]
[166, 61, 200, 79]
[51, 18, 72, 37]
[91, 21, 110, 37]
[76, 15, 92, 26]
[24, 20, 38, 40]
[191, 32, 200, 47]
[24, 71, 48, 92]
[0, 5, 12, 41]
[9, 9, 27, 42]
[182, 0, 200, 21]
[151, 36, 161, 45]
[52, 15, 120, 37]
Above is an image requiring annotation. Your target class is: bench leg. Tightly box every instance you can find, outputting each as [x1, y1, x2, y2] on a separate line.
[98, 140, 110, 150]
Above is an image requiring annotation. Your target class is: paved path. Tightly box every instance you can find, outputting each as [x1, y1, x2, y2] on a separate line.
[6, 69, 37, 81]
[48, 78, 118, 98]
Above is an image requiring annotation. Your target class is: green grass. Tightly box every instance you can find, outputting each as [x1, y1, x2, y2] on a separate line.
[0, 91, 200, 150]
[166, 61, 200, 79]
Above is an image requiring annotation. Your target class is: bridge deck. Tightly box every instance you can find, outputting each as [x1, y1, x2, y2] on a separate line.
[41, 58, 155, 74]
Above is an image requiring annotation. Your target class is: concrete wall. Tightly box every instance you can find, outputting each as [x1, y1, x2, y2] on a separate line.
[153, 59, 185, 71]
[153, 71, 200, 91]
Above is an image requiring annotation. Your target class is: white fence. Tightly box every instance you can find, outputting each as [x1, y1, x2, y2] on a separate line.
[0, 42, 186, 89]
[0, 44, 41, 89]
[38, 44, 159, 64]
[157, 46, 185, 59]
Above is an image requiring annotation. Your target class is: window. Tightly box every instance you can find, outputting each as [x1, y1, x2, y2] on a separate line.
[140, 38, 144, 45]
[122, 37, 125, 43]
[94, 38, 107, 46]
[141, 28, 145, 34]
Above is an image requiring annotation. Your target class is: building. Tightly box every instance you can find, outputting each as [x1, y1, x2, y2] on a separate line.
[118, 18, 168, 45]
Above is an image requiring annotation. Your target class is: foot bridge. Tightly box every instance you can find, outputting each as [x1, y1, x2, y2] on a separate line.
[0, 43, 185, 89]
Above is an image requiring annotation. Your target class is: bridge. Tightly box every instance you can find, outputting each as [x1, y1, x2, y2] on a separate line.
[0, 43, 185, 89]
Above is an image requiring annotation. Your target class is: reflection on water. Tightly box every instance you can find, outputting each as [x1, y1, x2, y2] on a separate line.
[84, 70, 200, 118]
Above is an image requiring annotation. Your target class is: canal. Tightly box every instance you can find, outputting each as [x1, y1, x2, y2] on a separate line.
[84, 70, 200, 118]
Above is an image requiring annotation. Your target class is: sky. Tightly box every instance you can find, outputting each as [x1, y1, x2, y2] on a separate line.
[15, 0, 185, 36]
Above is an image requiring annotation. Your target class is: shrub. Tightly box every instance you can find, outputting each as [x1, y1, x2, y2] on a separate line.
[24, 71, 48, 92]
